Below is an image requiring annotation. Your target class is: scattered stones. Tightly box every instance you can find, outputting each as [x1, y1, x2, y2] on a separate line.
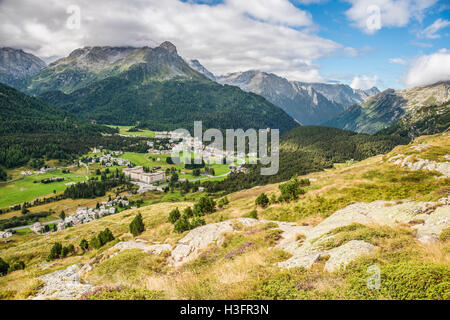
[388, 154, 450, 178]
[32, 264, 93, 300]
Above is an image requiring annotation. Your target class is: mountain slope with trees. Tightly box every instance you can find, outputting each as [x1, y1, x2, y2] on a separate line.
[203, 126, 408, 193]
[18, 42, 298, 133]
[0, 83, 117, 168]
[324, 81, 450, 134]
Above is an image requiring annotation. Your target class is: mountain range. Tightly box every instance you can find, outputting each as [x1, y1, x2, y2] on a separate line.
[0, 47, 46, 86]
[324, 81, 450, 135]
[12, 42, 297, 133]
[0, 45, 448, 136]
[187, 60, 380, 125]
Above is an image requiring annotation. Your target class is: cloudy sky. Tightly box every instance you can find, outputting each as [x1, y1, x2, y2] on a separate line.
[0, 0, 449, 89]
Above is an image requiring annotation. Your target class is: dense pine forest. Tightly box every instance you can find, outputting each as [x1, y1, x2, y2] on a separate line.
[39, 77, 298, 133]
[203, 126, 408, 193]
[0, 83, 160, 169]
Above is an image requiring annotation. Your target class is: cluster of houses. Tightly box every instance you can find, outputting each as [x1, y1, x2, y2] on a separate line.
[90, 153, 132, 167]
[0, 230, 12, 239]
[28, 197, 130, 234]
[20, 167, 57, 177]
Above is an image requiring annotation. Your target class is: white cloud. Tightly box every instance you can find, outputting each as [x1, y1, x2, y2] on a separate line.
[0, 0, 344, 82]
[389, 58, 407, 65]
[419, 18, 450, 39]
[226, 0, 312, 27]
[350, 75, 379, 90]
[404, 49, 450, 87]
[344, 0, 437, 34]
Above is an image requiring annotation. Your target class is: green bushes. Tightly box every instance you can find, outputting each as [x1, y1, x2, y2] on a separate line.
[48, 243, 63, 260]
[171, 208, 206, 234]
[344, 260, 450, 300]
[169, 196, 216, 233]
[217, 197, 229, 208]
[381, 262, 450, 300]
[278, 176, 307, 202]
[255, 193, 269, 208]
[8, 261, 25, 273]
[0, 257, 9, 276]
[48, 242, 76, 260]
[439, 227, 450, 242]
[81, 285, 165, 300]
[79, 239, 89, 251]
[193, 196, 216, 216]
[244, 209, 258, 219]
[129, 213, 145, 236]
[168, 208, 181, 224]
[90, 228, 115, 249]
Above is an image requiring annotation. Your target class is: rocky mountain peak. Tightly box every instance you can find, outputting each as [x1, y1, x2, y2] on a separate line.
[159, 41, 177, 54]
[0, 47, 46, 85]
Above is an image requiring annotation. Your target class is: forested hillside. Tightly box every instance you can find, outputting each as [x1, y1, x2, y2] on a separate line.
[0, 83, 117, 168]
[18, 42, 298, 133]
[203, 126, 408, 193]
[376, 101, 450, 140]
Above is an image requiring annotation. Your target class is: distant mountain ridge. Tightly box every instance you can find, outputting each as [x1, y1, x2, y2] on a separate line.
[324, 81, 450, 134]
[24, 41, 298, 133]
[18, 42, 205, 95]
[186, 60, 379, 125]
[0, 47, 46, 86]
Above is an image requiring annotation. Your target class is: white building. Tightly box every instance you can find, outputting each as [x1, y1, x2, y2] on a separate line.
[122, 166, 166, 184]
[0, 231, 12, 239]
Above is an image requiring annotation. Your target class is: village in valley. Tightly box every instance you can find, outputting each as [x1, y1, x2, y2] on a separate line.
[0, 126, 251, 240]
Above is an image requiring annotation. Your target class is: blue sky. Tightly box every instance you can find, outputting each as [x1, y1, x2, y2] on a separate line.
[1, 0, 449, 90]
[182, 0, 449, 89]
[304, 0, 450, 89]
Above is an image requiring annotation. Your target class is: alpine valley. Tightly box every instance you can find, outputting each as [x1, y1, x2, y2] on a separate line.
[0, 38, 449, 303]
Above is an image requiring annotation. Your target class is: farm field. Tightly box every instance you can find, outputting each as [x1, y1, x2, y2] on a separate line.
[0, 170, 87, 208]
[117, 152, 232, 181]
[107, 125, 155, 138]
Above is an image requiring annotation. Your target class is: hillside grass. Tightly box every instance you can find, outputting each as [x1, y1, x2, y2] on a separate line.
[0, 133, 449, 300]
[0, 169, 87, 208]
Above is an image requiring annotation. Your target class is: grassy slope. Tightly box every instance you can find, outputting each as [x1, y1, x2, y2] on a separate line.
[0, 133, 449, 300]
[0, 170, 87, 208]
[107, 125, 155, 138]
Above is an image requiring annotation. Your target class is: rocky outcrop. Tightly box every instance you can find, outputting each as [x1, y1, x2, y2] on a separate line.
[0, 47, 46, 85]
[276, 196, 449, 271]
[32, 264, 93, 300]
[324, 240, 375, 272]
[388, 154, 450, 178]
[169, 218, 261, 267]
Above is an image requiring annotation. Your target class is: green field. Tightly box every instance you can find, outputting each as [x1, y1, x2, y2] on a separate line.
[0, 170, 87, 208]
[117, 152, 231, 181]
[108, 125, 155, 138]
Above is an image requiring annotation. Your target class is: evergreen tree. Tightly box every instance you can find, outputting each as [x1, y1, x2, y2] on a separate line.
[168, 207, 181, 224]
[79, 239, 89, 251]
[130, 213, 145, 236]
[173, 214, 190, 234]
[48, 243, 63, 260]
[255, 193, 269, 208]
[0, 257, 9, 276]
